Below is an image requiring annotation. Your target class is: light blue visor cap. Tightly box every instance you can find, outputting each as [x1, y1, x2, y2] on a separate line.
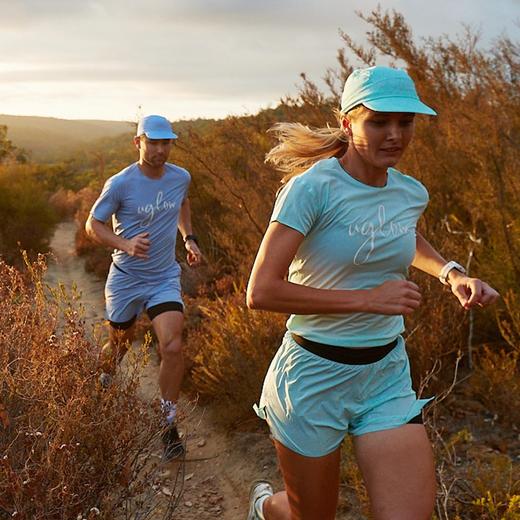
[136, 114, 178, 139]
[340, 66, 437, 116]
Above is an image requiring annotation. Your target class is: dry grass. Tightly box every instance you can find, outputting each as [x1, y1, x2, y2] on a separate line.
[0, 256, 183, 519]
[187, 288, 286, 426]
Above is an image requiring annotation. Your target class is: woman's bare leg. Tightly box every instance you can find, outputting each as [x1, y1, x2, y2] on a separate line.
[353, 424, 435, 520]
[263, 440, 341, 520]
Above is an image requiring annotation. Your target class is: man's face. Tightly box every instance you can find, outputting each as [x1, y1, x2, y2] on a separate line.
[135, 135, 174, 168]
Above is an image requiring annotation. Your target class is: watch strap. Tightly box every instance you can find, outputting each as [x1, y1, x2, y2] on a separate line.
[183, 234, 198, 245]
[439, 261, 466, 285]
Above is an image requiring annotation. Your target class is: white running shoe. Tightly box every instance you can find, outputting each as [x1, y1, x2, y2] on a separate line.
[247, 480, 273, 520]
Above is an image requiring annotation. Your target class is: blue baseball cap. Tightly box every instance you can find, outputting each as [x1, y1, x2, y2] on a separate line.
[136, 114, 178, 139]
[340, 66, 436, 116]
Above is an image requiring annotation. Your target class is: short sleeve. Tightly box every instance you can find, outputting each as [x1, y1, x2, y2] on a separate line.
[90, 176, 121, 222]
[270, 175, 322, 236]
[181, 168, 191, 200]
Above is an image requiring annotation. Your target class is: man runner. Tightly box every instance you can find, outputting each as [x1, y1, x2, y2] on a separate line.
[86, 114, 201, 461]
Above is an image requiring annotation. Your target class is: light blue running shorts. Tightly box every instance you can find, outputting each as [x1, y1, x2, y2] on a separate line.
[254, 332, 432, 457]
[105, 263, 183, 324]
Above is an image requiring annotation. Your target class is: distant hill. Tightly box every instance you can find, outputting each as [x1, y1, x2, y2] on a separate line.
[0, 115, 217, 163]
[0, 115, 134, 162]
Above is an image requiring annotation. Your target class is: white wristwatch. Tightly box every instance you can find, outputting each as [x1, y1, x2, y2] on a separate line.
[439, 261, 466, 286]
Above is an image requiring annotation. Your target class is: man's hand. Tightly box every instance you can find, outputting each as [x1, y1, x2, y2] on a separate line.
[125, 232, 150, 259]
[185, 239, 202, 266]
[448, 271, 500, 309]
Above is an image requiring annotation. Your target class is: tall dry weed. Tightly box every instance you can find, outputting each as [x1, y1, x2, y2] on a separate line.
[188, 289, 286, 425]
[0, 256, 182, 519]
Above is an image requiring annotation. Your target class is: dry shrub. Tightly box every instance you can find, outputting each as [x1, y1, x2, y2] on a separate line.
[470, 347, 520, 427]
[0, 164, 57, 264]
[188, 288, 286, 425]
[338, 437, 370, 518]
[48, 188, 84, 219]
[0, 256, 182, 519]
[180, 263, 229, 299]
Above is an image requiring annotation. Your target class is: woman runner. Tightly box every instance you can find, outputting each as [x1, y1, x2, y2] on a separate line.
[246, 66, 499, 520]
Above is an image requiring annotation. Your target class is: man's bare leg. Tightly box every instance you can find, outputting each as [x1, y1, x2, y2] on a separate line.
[99, 323, 136, 375]
[151, 310, 185, 460]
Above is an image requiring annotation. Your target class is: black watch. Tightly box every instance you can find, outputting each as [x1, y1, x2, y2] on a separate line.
[183, 234, 199, 246]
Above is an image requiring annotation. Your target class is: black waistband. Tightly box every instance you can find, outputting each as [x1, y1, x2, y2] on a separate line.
[291, 334, 398, 365]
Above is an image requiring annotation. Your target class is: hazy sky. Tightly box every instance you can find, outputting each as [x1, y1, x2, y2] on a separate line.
[0, 0, 517, 122]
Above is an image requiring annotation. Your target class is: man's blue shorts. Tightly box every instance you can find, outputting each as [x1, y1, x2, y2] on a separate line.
[104, 263, 183, 326]
[254, 331, 432, 457]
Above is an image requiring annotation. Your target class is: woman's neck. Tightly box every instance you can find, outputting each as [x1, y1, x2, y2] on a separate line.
[338, 150, 387, 187]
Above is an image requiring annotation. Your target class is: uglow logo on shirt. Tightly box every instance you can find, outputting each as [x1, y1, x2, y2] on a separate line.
[137, 191, 177, 226]
[348, 205, 412, 265]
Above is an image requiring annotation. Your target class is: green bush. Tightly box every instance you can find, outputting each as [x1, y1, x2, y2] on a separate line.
[0, 164, 58, 264]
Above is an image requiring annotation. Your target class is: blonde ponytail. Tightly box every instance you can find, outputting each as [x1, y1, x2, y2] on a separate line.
[265, 107, 362, 182]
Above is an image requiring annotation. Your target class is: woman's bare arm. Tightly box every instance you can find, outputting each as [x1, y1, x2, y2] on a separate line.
[412, 232, 499, 309]
[246, 222, 421, 315]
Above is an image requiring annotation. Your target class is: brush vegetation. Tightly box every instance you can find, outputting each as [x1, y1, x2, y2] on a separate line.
[0, 8, 518, 519]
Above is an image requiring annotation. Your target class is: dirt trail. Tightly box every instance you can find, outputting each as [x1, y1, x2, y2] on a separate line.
[45, 221, 280, 519]
[45, 221, 105, 330]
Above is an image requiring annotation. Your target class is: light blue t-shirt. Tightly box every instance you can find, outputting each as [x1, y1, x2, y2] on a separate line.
[270, 157, 429, 347]
[90, 162, 191, 279]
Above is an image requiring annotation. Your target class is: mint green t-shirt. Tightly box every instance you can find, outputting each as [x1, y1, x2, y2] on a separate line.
[270, 157, 429, 347]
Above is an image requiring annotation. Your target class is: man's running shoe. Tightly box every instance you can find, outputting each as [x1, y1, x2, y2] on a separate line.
[161, 424, 185, 462]
[246, 480, 273, 520]
[98, 372, 113, 388]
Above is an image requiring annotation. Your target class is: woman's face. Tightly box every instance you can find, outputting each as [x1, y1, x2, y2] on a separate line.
[344, 107, 416, 169]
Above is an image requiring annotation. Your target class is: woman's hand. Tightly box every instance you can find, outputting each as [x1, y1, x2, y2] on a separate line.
[367, 280, 422, 315]
[448, 272, 500, 309]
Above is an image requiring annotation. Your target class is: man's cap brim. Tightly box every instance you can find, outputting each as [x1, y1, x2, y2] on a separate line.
[143, 131, 178, 139]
